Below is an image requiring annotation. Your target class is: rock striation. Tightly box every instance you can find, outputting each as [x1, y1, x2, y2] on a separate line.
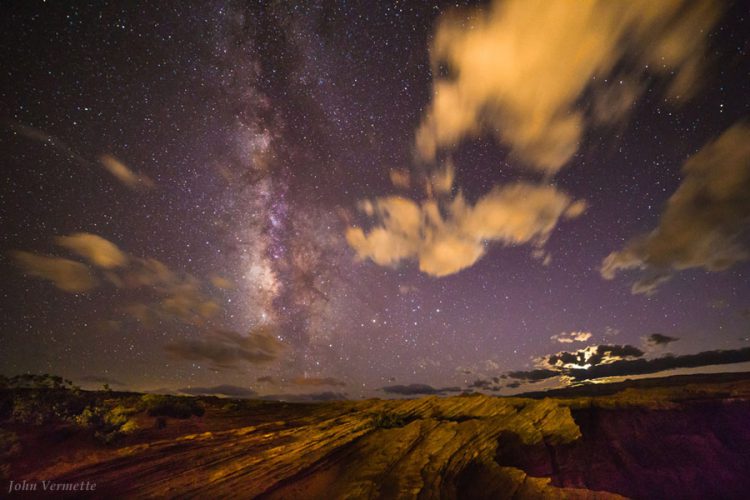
[16, 374, 750, 499]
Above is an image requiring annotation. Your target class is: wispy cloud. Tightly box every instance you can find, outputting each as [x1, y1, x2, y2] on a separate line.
[99, 154, 155, 191]
[550, 331, 592, 344]
[13, 233, 226, 329]
[210, 275, 235, 290]
[164, 326, 284, 369]
[9, 123, 156, 191]
[55, 232, 128, 269]
[10, 251, 97, 293]
[602, 123, 750, 294]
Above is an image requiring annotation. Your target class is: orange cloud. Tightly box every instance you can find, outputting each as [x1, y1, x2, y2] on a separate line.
[99, 154, 155, 191]
[347, 183, 585, 277]
[416, 0, 721, 173]
[55, 232, 128, 269]
[389, 169, 411, 189]
[10, 251, 97, 293]
[210, 275, 235, 290]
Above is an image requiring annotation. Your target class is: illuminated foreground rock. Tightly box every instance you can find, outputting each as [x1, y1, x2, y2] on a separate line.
[14, 374, 750, 498]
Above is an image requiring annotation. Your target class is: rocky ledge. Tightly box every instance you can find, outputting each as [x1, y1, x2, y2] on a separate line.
[11, 372, 750, 499]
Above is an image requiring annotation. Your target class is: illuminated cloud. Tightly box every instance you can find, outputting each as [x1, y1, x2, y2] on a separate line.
[347, 183, 586, 277]
[121, 260, 224, 327]
[210, 275, 235, 290]
[505, 343, 750, 384]
[122, 257, 177, 289]
[14, 232, 226, 327]
[99, 154, 155, 191]
[545, 344, 644, 370]
[508, 344, 645, 382]
[389, 169, 411, 189]
[55, 232, 128, 269]
[165, 326, 284, 369]
[429, 162, 454, 196]
[550, 331, 592, 344]
[11, 230, 228, 332]
[629, 273, 672, 297]
[161, 292, 221, 326]
[568, 347, 750, 381]
[10, 123, 91, 168]
[602, 123, 750, 294]
[509, 347, 750, 382]
[11, 124, 157, 191]
[417, 0, 720, 173]
[10, 251, 97, 293]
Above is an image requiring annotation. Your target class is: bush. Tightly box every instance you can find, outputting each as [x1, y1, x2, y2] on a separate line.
[370, 411, 414, 429]
[139, 394, 204, 419]
[221, 401, 244, 412]
[9, 389, 88, 425]
[1, 374, 87, 425]
[120, 419, 139, 433]
[75, 404, 139, 443]
[0, 374, 140, 445]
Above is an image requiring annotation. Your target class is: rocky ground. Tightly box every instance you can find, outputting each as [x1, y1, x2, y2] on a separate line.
[3, 372, 750, 499]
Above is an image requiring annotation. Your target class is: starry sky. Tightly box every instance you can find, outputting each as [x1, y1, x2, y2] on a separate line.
[1, 0, 749, 399]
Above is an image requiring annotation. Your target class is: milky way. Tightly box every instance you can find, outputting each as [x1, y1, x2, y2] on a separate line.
[1, 1, 749, 399]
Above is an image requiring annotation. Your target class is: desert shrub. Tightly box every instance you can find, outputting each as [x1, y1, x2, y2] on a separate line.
[221, 401, 244, 412]
[2, 374, 88, 425]
[120, 418, 139, 433]
[75, 404, 139, 443]
[10, 389, 88, 425]
[370, 411, 414, 429]
[3, 374, 78, 391]
[11, 397, 45, 425]
[139, 394, 204, 419]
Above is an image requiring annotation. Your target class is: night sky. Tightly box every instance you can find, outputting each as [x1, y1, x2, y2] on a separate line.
[2, 0, 749, 399]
